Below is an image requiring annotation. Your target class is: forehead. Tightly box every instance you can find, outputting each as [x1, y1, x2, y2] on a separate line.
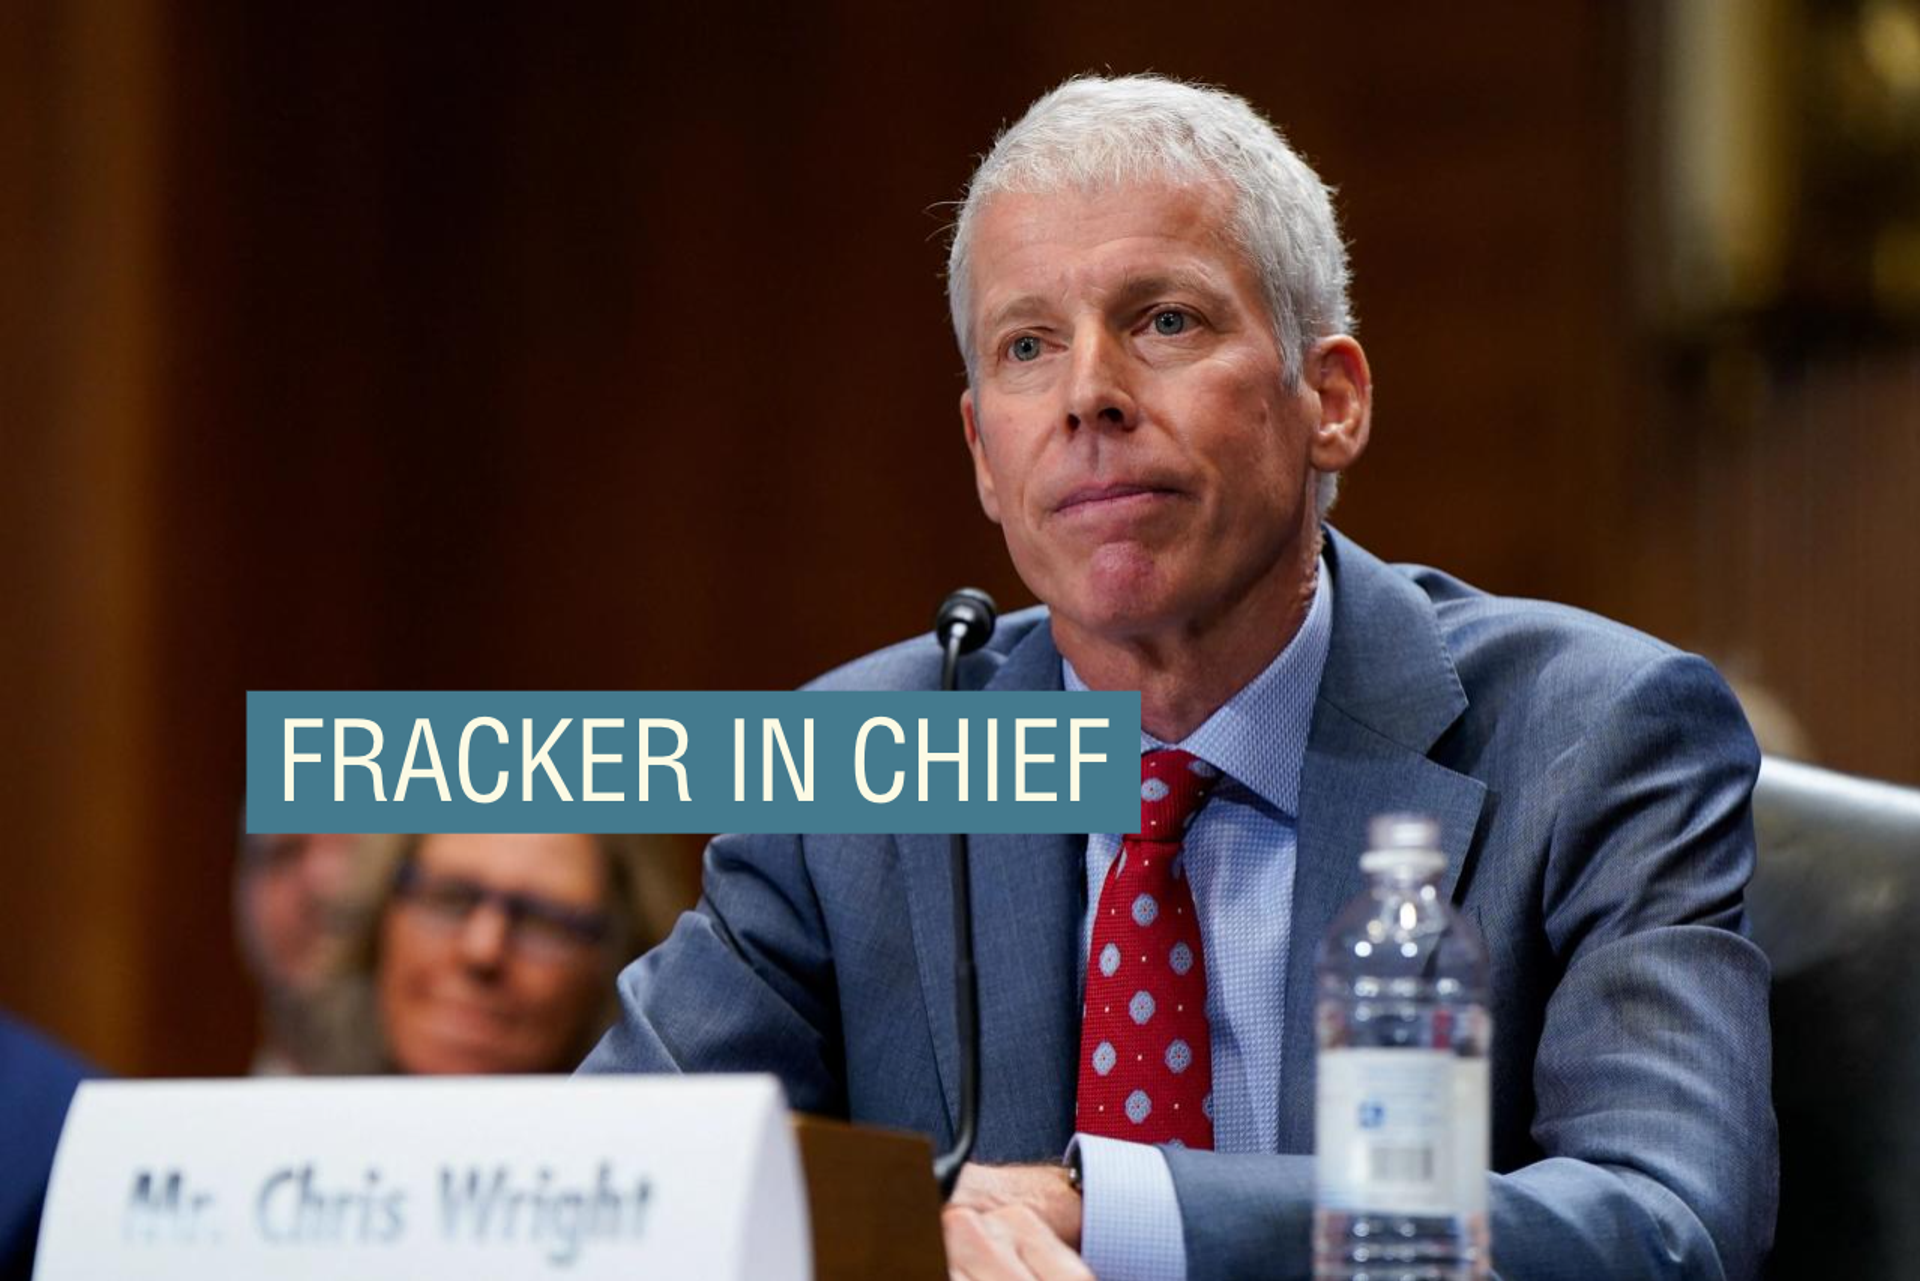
[966, 180, 1257, 324]
[413, 833, 605, 905]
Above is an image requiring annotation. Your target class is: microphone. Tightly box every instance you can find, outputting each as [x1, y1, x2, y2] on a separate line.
[936, 587, 997, 651]
[930, 587, 996, 1200]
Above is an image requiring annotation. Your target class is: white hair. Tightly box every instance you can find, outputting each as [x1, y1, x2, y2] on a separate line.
[947, 74, 1355, 517]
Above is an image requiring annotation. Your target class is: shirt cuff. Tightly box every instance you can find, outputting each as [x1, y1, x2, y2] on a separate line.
[1069, 1133, 1187, 1281]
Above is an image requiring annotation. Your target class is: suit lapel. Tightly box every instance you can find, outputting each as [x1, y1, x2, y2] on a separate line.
[1276, 532, 1488, 1151]
[899, 620, 1085, 1158]
[895, 534, 1492, 1156]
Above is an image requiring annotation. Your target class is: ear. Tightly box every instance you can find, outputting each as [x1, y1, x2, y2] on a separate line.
[961, 387, 1003, 525]
[1303, 336, 1372, 475]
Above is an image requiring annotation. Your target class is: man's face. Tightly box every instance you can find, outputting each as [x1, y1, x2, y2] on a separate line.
[960, 180, 1366, 649]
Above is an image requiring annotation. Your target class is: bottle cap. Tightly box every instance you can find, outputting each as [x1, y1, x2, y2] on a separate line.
[1359, 813, 1446, 877]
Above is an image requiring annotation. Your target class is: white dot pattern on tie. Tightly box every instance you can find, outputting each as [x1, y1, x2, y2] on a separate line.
[1066, 555, 1331, 1173]
[1076, 748, 1221, 1149]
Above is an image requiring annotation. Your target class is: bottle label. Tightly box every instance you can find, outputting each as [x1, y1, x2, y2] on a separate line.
[1315, 1048, 1489, 1217]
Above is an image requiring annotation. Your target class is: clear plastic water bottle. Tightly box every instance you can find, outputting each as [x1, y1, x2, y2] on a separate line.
[1313, 815, 1492, 1280]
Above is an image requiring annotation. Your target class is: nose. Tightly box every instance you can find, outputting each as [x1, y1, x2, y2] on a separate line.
[456, 900, 512, 973]
[1063, 328, 1137, 433]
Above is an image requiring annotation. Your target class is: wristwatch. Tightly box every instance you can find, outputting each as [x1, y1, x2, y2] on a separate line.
[1065, 1144, 1085, 1194]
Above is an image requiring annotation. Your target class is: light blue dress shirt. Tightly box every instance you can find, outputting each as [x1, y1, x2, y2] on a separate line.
[1065, 560, 1333, 1280]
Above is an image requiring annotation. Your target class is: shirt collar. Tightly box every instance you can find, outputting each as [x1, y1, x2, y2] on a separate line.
[1063, 555, 1333, 818]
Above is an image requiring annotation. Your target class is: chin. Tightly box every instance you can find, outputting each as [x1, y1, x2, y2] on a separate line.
[1055, 587, 1187, 646]
[396, 1031, 524, 1077]
[1098, 556, 1202, 624]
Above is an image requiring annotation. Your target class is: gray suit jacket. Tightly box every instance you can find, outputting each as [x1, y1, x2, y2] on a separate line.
[582, 529, 1777, 1279]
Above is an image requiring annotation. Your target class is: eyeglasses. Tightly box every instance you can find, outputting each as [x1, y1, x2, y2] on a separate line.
[391, 861, 612, 962]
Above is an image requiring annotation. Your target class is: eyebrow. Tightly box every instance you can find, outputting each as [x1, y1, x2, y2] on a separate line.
[978, 266, 1235, 343]
[1109, 267, 1231, 313]
[979, 294, 1053, 342]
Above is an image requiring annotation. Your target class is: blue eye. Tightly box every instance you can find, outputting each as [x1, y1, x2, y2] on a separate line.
[1152, 310, 1189, 336]
[1008, 335, 1042, 362]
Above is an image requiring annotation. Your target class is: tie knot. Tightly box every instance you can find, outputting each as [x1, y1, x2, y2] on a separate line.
[1137, 749, 1220, 839]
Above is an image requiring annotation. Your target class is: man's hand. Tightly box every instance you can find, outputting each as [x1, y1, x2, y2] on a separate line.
[942, 1161, 1092, 1280]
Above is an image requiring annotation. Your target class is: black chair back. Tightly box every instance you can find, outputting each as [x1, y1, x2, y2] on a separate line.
[1748, 757, 1920, 1278]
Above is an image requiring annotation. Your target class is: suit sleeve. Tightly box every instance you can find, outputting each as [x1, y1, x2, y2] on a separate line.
[1162, 652, 1778, 1281]
[577, 830, 849, 1118]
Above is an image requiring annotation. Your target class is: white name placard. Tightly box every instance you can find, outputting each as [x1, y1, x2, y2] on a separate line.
[33, 1074, 809, 1280]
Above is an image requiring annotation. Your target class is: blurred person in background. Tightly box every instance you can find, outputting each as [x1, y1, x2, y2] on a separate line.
[1, 1012, 99, 1281]
[320, 833, 686, 1075]
[234, 831, 363, 1075]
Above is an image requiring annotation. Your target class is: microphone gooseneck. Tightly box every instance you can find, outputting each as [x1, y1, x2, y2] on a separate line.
[934, 587, 997, 693]
[931, 588, 996, 1201]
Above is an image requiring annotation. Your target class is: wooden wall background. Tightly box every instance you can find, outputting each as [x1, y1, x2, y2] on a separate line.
[3, 2, 1914, 1075]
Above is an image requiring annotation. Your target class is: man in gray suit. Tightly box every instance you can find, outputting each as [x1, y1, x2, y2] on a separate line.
[583, 75, 1776, 1279]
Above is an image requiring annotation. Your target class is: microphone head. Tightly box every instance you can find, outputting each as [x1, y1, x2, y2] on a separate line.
[934, 587, 998, 654]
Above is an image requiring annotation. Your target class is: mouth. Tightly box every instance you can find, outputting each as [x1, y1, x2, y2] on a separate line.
[1053, 481, 1180, 515]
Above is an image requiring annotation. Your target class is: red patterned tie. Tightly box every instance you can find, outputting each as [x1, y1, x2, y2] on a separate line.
[1077, 749, 1219, 1148]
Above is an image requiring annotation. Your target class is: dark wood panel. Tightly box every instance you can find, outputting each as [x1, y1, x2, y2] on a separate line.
[0, 0, 164, 1071]
[31, 3, 1914, 1075]
[1633, 351, 1920, 786]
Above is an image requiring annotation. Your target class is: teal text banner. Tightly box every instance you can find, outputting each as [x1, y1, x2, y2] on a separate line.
[247, 691, 1142, 834]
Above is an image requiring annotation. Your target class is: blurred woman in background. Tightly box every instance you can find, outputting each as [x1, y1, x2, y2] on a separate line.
[319, 833, 689, 1075]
